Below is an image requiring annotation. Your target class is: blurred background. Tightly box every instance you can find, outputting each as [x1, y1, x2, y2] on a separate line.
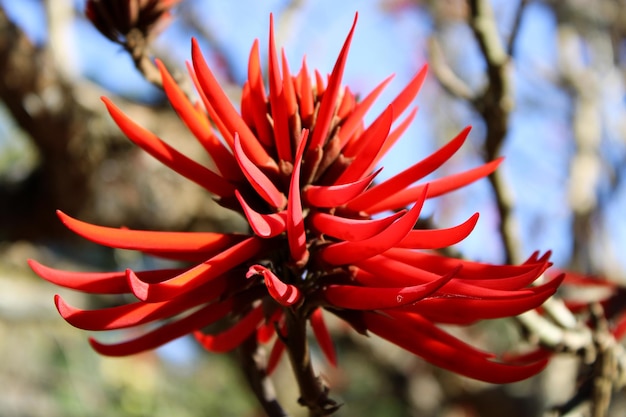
[1, 0, 626, 416]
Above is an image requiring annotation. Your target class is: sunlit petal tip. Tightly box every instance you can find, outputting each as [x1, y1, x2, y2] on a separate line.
[53, 294, 74, 319]
[308, 14, 358, 150]
[126, 269, 150, 301]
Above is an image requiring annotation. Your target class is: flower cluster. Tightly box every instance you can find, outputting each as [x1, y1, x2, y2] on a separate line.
[31, 14, 561, 385]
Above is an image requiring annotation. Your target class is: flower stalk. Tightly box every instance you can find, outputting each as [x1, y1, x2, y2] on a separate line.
[284, 308, 339, 416]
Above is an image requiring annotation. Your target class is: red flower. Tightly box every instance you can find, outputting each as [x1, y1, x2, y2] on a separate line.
[86, 0, 180, 43]
[30, 14, 561, 384]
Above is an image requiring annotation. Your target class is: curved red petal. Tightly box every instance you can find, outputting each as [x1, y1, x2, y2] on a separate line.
[407, 275, 563, 324]
[310, 308, 337, 367]
[235, 190, 287, 238]
[309, 210, 404, 241]
[233, 134, 287, 210]
[130, 237, 263, 302]
[321, 266, 457, 310]
[309, 13, 358, 150]
[102, 97, 235, 197]
[287, 130, 309, 263]
[337, 75, 394, 149]
[335, 106, 393, 184]
[55, 269, 238, 330]
[355, 255, 548, 299]
[366, 158, 503, 214]
[362, 311, 548, 383]
[57, 210, 244, 253]
[156, 59, 242, 181]
[248, 265, 301, 307]
[303, 168, 380, 208]
[191, 38, 277, 173]
[383, 248, 551, 288]
[194, 304, 265, 353]
[398, 212, 479, 249]
[318, 186, 427, 265]
[347, 126, 470, 212]
[88, 296, 239, 357]
[29, 260, 129, 294]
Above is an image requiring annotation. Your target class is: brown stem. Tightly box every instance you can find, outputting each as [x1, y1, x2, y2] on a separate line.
[284, 309, 339, 416]
[124, 28, 163, 89]
[238, 336, 290, 417]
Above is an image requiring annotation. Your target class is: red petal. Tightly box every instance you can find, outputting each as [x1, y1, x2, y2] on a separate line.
[267, 323, 287, 375]
[191, 38, 278, 173]
[405, 275, 564, 324]
[355, 255, 547, 299]
[383, 248, 550, 290]
[130, 237, 263, 302]
[308, 13, 358, 150]
[88, 295, 245, 357]
[54, 270, 240, 330]
[334, 106, 393, 184]
[363, 311, 549, 383]
[29, 260, 183, 293]
[267, 16, 292, 163]
[337, 86, 355, 120]
[310, 308, 337, 367]
[102, 97, 235, 197]
[246, 40, 273, 148]
[367, 107, 418, 172]
[257, 309, 283, 344]
[347, 126, 470, 212]
[298, 58, 314, 122]
[194, 303, 265, 352]
[303, 168, 380, 208]
[337, 75, 394, 149]
[309, 210, 404, 241]
[30, 260, 128, 294]
[57, 210, 244, 253]
[321, 266, 457, 310]
[233, 133, 287, 210]
[398, 212, 479, 249]
[366, 158, 503, 214]
[247, 265, 301, 307]
[156, 59, 242, 181]
[235, 190, 287, 238]
[318, 186, 427, 265]
[287, 130, 309, 263]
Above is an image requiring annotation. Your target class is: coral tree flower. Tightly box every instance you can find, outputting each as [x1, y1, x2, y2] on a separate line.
[30, 14, 561, 384]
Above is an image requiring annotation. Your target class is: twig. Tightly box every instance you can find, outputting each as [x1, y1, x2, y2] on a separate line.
[427, 36, 475, 101]
[124, 28, 164, 89]
[507, 0, 528, 56]
[467, 0, 518, 263]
